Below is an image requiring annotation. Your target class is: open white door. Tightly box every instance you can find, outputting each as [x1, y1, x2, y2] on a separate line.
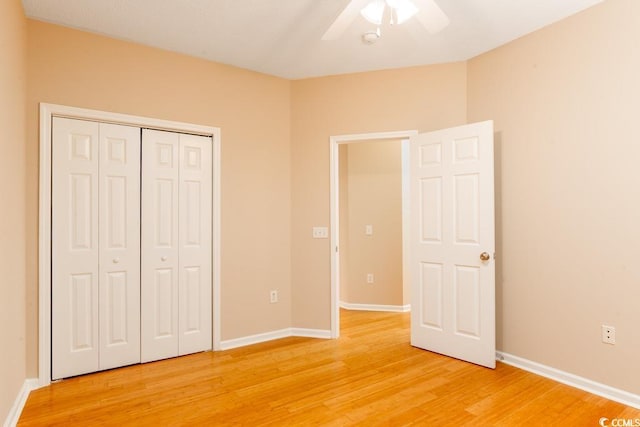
[410, 120, 495, 368]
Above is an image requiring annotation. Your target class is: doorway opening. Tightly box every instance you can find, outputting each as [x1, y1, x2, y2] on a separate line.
[329, 130, 418, 338]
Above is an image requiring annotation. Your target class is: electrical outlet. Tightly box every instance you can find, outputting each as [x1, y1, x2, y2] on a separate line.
[366, 273, 374, 284]
[602, 325, 615, 344]
[312, 227, 329, 239]
[270, 290, 278, 303]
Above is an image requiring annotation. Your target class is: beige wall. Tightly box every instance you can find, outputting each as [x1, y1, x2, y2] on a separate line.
[0, 0, 27, 421]
[291, 63, 468, 329]
[340, 140, 403, 306]
[25, 20, 292, 375]
[468, 0, 640, 394]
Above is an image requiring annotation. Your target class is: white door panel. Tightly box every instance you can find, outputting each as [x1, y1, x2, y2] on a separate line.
[52, 117, 100, 379]
[54, 120, 213, 375]
[141, 129, 180, 362]
[98, 123, 141, 370]
[141, 130, 213, 361]
[178, 134, 212, 355]
[410, 121, 495, 368]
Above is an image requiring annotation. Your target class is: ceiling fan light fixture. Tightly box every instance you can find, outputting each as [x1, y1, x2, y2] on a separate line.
[361, 0, 419, 26]
[360, 0, 385, 25]
[323, 0, 449, 42]
[387, 0, 419, 24]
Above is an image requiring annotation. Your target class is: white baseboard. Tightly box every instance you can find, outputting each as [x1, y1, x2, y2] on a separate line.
[496, 351, 640, 410]
[340, 302, 411, 313]
[291, 328, 332, 339]
[220, 328, 291, 350]
[3, 378, 38, 427]
[220, 328, 332, 350]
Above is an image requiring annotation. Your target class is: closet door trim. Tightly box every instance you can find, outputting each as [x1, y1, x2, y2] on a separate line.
[39, 103, 221, 387]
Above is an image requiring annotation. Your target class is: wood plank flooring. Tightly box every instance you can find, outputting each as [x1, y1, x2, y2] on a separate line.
[19, 310, 640, 426]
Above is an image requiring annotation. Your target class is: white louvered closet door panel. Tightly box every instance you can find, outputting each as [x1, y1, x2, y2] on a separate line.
[52, 117, 100, 380]
[98, 123, 141, 370]
[178, 133, 212, 355]
[141, 129, 180, 362]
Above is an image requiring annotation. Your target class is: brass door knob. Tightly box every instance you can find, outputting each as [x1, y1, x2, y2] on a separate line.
[480, 252, 490, 261]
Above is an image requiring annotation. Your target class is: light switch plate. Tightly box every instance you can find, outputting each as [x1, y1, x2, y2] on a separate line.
[312, 226, 329, 239]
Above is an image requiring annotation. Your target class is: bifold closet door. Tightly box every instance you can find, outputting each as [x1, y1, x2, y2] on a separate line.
[98, 123, 141, 371]
[52, 118, 140, 380]
[178, 133, 213, 355]
[141, 129, 212, 363]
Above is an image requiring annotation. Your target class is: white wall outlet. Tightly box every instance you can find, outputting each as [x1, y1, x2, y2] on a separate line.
[602, 325, 615, 344]
[366, 273, 374, 284]
[270, 290, 279, 303]
[365, 224, 373, 236]
[312, 226, 329, 239]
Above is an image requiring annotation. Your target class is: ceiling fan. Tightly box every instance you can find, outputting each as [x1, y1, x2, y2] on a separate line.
[322, 0, 450, 41]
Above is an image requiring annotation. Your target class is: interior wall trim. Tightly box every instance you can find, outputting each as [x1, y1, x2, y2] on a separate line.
[496, 351, 640, 410]
[3, 378, 38, 427]
[219, 328, 332, 351]
[38, 103, 222, 388]
[339, 302, 411, 312]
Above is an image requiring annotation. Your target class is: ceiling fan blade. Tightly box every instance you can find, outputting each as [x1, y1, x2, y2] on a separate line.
[414, 0, 450, 34]
[322, 0, 372, 41]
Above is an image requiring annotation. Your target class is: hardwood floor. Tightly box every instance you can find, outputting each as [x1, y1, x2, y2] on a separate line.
[20, 310, 639, 426]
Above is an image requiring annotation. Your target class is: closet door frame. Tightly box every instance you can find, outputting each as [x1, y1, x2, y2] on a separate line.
[38, 103, 221, 387]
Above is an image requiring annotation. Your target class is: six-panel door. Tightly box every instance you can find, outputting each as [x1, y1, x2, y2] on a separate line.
[409, 120, 496, 369]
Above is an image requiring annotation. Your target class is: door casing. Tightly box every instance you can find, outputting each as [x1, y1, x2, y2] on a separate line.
[38, 103, 221, 386]
[329, 130, 418, 337]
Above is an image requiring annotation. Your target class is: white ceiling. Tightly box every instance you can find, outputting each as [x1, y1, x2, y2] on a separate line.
[21, 0, 604, 79]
